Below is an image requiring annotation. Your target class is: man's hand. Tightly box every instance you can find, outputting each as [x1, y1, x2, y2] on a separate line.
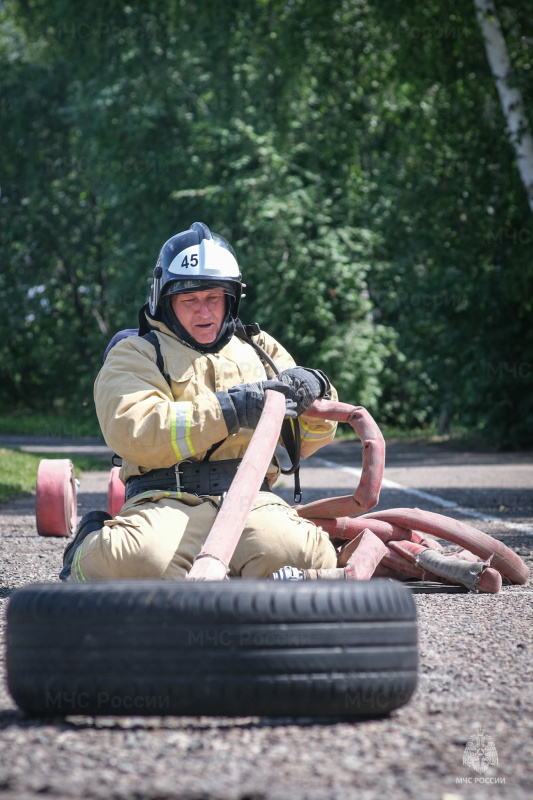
[217, 380, 297, 433]
[277, 367, 330, 415]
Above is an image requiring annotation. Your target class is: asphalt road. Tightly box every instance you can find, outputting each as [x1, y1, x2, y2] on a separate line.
[0, 435, 532, 800]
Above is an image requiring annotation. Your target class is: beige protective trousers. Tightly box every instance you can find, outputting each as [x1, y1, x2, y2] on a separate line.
[69, 490, 337, 581]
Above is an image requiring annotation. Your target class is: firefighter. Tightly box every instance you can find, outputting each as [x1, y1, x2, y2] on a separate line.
[61, 223, 338, 581]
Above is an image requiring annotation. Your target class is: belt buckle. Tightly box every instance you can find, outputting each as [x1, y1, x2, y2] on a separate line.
[175, 460, 191, 493]
[174, 463, 182, 492]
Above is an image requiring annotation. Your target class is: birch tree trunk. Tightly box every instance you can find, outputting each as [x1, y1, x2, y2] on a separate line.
[474, 0, 533, 213]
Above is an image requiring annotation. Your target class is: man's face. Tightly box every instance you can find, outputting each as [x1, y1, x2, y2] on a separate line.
[171, 287, 226, 344]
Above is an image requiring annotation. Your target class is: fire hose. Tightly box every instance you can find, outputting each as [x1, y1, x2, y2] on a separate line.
[187, 392, 529, 592]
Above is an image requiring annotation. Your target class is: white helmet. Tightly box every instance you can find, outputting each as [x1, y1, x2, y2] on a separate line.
[149, 222, 243, 317]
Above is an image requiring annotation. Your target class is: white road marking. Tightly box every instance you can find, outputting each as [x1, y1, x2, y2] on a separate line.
[313, 457, 533, 537]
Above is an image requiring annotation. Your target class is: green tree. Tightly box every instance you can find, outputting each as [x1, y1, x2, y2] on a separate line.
[366, 0, 533, 443]
[0, 0, 392, 421]
[2, 0, 531, 444]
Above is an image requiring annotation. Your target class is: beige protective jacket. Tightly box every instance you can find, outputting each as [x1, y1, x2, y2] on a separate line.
[94, 317, 337, 486]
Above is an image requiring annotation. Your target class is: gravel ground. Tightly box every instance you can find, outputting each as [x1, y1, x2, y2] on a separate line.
[0, 439, 532, 800]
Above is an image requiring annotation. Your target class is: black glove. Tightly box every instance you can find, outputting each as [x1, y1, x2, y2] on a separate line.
[277, 367, 330, 415]
[216, 380, 297, 433]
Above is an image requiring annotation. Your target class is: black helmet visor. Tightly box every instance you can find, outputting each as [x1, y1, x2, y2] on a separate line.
[162, 278, 237, 299]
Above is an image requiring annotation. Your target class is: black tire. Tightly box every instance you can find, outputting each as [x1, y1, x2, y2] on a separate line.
[6, 579, 418, 718]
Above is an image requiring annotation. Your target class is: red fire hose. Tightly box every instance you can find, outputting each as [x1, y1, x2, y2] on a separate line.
[294, 402, 530, 593]
[296, 400, 385, 518]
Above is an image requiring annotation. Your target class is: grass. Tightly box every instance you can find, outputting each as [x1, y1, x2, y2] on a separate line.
[335, 419, 492, 448]
[0, 412, 102, 438]
[0, 411, 482, 448]
[335, 420, 443, 443]
[0, 448, 111, 505]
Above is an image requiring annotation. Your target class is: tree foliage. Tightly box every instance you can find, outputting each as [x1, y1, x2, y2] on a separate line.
[1, 0, 532, 444]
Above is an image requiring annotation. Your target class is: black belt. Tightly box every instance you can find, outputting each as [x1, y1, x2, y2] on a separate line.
[125, 459, 271, 501]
